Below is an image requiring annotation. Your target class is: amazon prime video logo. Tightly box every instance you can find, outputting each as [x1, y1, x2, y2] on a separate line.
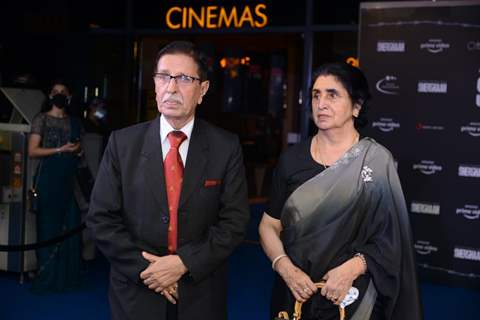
[372, 118, 400, 132]
[413, 160, 443, 175]
[461, 122, 480, 137]
[456, 204, 480, 220]
[420, 39, 450, 53]
[415, 240, 438, 255]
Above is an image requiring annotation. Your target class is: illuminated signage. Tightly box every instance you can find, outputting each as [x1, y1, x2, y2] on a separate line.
[166, 4, 268, 30]
[346, 57, 359, 67]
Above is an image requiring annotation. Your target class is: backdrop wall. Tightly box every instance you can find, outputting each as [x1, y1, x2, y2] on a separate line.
[359, 0, 480, 288]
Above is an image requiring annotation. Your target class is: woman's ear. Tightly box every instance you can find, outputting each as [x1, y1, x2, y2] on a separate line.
[353, 103, 362, 118]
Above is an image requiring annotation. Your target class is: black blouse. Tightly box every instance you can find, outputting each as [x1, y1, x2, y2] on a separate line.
[266, 137, 326, 220]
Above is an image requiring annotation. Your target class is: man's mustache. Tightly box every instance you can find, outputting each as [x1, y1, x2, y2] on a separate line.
[162, 95, 182, 104]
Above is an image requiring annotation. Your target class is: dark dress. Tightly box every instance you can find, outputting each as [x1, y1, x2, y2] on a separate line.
[30, 113, 82, 293]
[267, 137, 386, 320]
[267, 137, 324, 220]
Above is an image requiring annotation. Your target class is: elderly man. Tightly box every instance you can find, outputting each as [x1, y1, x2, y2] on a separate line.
[87, 41, 249, 320]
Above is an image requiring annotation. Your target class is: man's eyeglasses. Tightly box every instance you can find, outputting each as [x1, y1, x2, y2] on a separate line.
[153, 73, 201, 86]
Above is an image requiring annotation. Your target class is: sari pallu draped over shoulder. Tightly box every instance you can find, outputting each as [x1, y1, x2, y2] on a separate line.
[276, 138, 422, 320]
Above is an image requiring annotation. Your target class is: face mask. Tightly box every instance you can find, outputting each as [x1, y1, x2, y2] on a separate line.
[94, 108, 107, 120]
[50, 94, 68, 109]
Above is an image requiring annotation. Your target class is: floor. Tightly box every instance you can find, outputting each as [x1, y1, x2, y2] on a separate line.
[1, 204, 479, 319]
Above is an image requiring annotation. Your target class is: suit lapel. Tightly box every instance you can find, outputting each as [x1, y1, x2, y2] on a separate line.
[141, 117, 169, 213]
[179, 119, 208, 208]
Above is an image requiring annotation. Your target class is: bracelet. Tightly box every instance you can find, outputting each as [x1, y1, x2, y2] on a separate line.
[354, 253, 367, 274]
[272, 254, 287, 271]
[56, 148, 61, 154]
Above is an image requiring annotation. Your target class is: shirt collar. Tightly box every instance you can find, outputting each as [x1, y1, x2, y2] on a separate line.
[160, 114, 195, 143]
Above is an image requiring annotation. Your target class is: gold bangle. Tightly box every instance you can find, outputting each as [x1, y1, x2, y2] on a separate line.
[272, 254, 287, 271]
[354, 253, 367, 274]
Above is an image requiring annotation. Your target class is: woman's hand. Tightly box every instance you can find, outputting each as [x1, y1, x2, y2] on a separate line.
[320, 257, 364, 305]
[59, 142, 81, 153]
[276, 257, 318, 302]
[29, 134, 81, 157]
[258, 213, 317, 302]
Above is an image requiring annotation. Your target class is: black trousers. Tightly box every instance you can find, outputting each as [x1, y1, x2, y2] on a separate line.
[167, 302, 177, 320]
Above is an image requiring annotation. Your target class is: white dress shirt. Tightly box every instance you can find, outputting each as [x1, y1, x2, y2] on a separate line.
[160, 115, 194, 165]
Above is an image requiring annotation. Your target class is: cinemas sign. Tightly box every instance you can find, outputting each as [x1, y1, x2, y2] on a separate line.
[166, 4, 268, 30]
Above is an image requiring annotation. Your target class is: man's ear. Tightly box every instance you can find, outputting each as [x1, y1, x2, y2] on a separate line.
[198, 80, 210, 105]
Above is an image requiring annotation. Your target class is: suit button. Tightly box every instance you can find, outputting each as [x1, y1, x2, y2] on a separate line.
[161, 215, 169, 224]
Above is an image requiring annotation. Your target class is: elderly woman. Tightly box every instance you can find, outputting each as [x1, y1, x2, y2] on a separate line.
[28, 80, 83, 292]
[259, 63, 422, 319]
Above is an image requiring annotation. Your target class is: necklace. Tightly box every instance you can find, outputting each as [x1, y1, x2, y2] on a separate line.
[313, 135, 328, 169]
[313, 132, 359, 169]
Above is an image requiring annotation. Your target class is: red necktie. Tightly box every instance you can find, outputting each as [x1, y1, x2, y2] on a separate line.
[164, 131, 187, 253]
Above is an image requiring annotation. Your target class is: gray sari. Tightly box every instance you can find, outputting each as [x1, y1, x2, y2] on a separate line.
[275, 138, 422, 320]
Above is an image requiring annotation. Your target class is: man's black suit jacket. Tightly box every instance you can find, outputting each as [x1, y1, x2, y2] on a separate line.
[87, 117, 250, 320]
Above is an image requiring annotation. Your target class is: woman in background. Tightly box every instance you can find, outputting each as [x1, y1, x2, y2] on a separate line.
[28, 80, 83, 293]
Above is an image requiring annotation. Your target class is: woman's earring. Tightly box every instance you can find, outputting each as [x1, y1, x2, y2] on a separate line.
[353, 105, 361, 118]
